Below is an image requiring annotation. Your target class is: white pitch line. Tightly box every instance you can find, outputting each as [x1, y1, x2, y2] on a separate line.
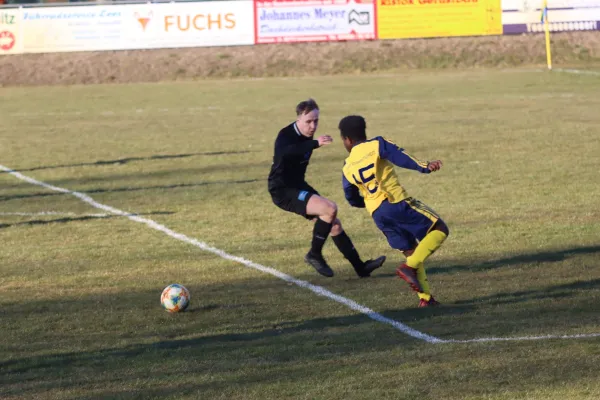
[448, 332, 600, 343]
[554, 68, 600, 76]
[5, 93, 577, 118]
[0, 211, 110, 217]
[3, 164, 600, 344]
[0, 163, 441, 344]
[7, 106, 223, 118]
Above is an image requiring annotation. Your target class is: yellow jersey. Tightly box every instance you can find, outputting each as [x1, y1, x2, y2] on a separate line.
[342, 136, 431, 215]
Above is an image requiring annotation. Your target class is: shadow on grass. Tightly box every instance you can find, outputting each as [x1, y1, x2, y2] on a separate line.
[1, 271, 599, 399]
[0, 179, 260, 202]
[0, 211, 175, 229]
[372, 245, 600, 278]
[453, 278, 600, 306]
[0, 151, 253, 173]
[0, 306, 419, 376]
[427, 245, 600, 275]
[380, 278, 600, 327]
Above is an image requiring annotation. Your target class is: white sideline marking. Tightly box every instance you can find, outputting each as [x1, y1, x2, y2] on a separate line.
[447, 333, 600, 343]
[555, 68, 600, 76]
[0, 164, 442, 344]
[7, 107, 222, 118]
[3, 164, 600, 344]
[0, 211, 110, 217]
[6, 94, 575, 118]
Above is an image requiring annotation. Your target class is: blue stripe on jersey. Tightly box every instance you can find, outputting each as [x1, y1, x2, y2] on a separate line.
[298, 190, 309, 201]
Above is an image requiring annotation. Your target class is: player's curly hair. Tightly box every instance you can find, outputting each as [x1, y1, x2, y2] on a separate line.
[338, 115, 367, 141]
[296, 98, 319, 116]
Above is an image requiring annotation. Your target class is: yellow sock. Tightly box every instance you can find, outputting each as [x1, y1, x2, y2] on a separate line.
[416, 263, 431, 301]
[406, 230, 447, 269]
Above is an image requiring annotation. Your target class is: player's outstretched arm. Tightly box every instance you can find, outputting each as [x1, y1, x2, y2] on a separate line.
[342, 174, 365, 208]
[317, 135, 333, 147]
[275, 135, 332, 157]
[276, 137, 319, 157]
[427, 160, 443, 171]
[377, 137, 439, 173]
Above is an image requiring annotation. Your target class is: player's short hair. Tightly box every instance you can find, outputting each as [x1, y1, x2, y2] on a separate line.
[296, 98, 319, 116]
[338, 115, 367, 141]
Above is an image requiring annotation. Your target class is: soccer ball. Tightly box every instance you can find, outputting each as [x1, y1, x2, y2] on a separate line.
[160, 284, 190, 313]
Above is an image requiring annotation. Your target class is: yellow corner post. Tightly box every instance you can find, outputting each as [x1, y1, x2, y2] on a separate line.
[541, 0, 552, 70]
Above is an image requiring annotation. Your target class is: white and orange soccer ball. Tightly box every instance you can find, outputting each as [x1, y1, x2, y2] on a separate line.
[160, 284, 190, 313]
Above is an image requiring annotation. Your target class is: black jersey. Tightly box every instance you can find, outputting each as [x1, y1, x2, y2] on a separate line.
[268, 122, 319, 193]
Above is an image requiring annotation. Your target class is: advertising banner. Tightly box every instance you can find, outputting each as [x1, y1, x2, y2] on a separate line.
[502, 0, 600, 34]
[377, 0, 502, 40]
[255, 0, 376, 44]
[20, 6, 125, 53]
[125, 1, 255, 50]
[0, 8, 22, 55]
[2, 1, 254, 55]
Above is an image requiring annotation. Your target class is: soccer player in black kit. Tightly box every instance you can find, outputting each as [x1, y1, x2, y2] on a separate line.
[268, 99, 386, 277]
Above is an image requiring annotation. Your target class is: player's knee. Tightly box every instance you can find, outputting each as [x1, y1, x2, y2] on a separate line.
[402, 248, 415, 257]
[325, 201, 338, 220]
[331, 218, 343, 235]
[435, 220, 450, 236]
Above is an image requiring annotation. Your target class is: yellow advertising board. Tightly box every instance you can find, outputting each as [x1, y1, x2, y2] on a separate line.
[377, 0, 502, 40]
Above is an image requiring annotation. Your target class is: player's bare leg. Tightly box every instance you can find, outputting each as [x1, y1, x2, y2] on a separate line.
[306, 194, 338, 223]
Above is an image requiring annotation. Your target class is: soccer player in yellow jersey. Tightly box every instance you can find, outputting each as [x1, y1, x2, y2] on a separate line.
[338, 115, 449, 307]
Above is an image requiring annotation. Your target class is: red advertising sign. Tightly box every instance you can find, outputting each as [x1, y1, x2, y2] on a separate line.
[0, 30, 15, 51]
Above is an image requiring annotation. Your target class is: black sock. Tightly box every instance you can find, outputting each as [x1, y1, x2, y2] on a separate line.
[310, 218, 333, 257]
[332, 230, 364, 272]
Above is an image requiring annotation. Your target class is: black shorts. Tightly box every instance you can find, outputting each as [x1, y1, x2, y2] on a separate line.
[270, 184, 320, 220]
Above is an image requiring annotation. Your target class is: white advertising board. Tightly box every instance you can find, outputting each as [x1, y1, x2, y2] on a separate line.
[2, 1, 254, 55]
[502, 0, 600, 33]
[0, 8, 22, 55]
[255, 0, 376, 44]
[123, 2, 255, 50]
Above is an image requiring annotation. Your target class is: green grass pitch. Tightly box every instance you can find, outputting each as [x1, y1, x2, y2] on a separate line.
[1, 69, 599, 400]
